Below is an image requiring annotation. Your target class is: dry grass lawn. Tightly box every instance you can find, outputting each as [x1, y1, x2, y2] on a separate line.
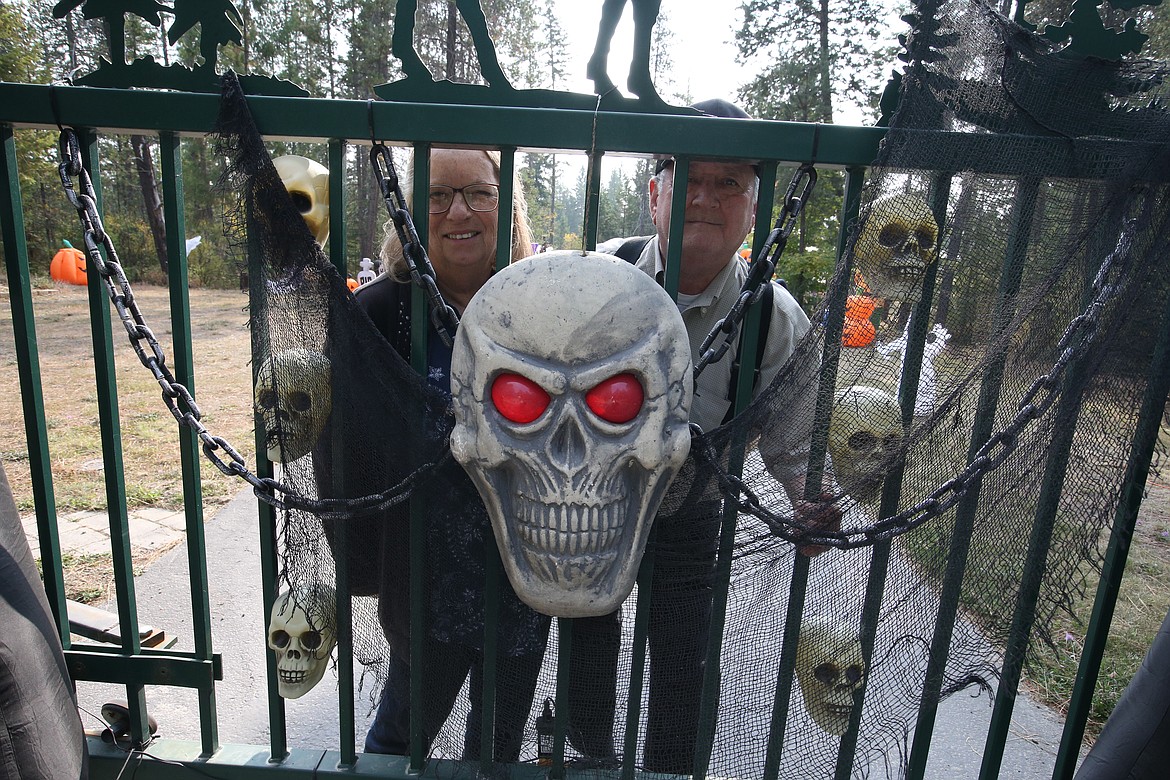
[1, 280, 255, 601]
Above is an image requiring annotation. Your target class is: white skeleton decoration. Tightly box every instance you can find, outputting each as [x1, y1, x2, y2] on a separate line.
[828, 385, 904, 502]
[450, 251, 693, 618]
[254, 348, 332, 462]
[877, 322, 951, 417]
[854, 194, 939, 301]
[267, 584, 337, 699]
[795, 617, 868, 736]
[273, 155, 330, 246]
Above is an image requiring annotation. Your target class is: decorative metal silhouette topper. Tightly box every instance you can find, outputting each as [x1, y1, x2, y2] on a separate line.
[51, 0, 306, 95]
[374, 0, 675, 111]
[588, 0, 663, 102]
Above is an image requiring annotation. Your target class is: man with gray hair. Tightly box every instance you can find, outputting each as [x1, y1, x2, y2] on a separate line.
[568, 99, 839, 773]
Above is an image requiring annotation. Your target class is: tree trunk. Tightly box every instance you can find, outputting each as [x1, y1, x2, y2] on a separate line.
[446, 1, 457, 79]
[132, 135, 168, 276]
[817, 0, 834, 122]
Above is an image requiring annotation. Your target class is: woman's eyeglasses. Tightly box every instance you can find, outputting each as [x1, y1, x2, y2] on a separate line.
[429, 183, 500, 214]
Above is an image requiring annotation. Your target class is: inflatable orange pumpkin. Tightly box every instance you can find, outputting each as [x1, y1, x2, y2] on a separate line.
[347, 277, 359, 292]
[50, 242, 87, 286]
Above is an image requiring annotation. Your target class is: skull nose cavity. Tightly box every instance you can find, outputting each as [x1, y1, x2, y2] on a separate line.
[547, 414, 588, 475]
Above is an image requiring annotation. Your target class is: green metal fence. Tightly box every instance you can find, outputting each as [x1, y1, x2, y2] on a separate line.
[2, 76, 1167, 780]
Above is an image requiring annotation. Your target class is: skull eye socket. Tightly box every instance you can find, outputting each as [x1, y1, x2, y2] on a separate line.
[842, 665, 864, 686]
[288, 391, 313, 413]
[290, 191, 313, 214]
[882, 434, 902, 450]
[877, 223, 909, 248]
[848, 431, 878, 451]
[813, 662, 840, 685]
[491, 373, 551, 424]
[257, 389, 277, 409]
[270, 630, 290, 649]
[301, 630, 323, 651]
[585, 373, 644, 424]
[915, 229, 936, 249]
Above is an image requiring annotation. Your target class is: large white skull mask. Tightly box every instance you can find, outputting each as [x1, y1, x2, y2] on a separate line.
[854, 194, 938, 301]
[828, 385, 904, 502]
[254, 348, 332, 462]
[451, 252, 693, 618]
[267, 584, 337, 699]
[795, 617, 867, 735]
[273, 155, 330, 246]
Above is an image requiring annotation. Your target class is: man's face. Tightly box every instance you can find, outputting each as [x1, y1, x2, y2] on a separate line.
[649, 160, 758, 278]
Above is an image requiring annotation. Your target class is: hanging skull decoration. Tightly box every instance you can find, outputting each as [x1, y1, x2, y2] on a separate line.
[450, 252, 693, 618]
[273, 155, 330, 246]
[853, 194, 939, 301]
[795, 617, 868, 736]
[828, 385, 904, 502]
[267, 583, 337, 699]
[254, 348, 332, 462]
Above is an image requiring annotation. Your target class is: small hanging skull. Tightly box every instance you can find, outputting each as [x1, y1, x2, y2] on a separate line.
[273, 155, 330, 246]
[267, 583, 337, 699]
[254, 348, 332, 463]
[450, 251, 693, 618]
[853, 194, 938, 301]
[828, 385, 904, 502]
[795, 617, 867, 736]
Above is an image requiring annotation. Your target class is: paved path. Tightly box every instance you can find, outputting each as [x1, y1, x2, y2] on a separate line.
[22, 505, 189, 559]
[58, 490, 1084, 777]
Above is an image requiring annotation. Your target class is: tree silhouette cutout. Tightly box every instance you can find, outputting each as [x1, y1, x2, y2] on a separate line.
[167, 0, 243, 71]
[53, 0, 169, 67]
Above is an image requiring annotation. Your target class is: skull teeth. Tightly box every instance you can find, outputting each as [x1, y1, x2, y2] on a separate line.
[514, 498, 624, 557]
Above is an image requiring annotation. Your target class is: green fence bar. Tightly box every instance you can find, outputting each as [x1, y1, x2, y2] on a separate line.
[407, 142, 431, 773]
[762, 165, 864, 778]
[1053, 201, 1170, 780]
[326, 137, 358, 768]
[78, 128, 154, 747]
[834, 173, 951, 779]
[247, 183, 289, 760]
[159, 130, 220, 756]
[1, 124, 69, 640]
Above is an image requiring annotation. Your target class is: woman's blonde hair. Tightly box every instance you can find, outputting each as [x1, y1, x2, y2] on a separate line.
[380, 148, 535, 281]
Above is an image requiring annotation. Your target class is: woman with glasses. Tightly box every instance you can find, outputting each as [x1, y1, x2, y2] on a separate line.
[351, 148, 545, 762]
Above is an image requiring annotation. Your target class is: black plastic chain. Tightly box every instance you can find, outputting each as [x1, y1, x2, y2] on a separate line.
[694, 163, 818, 379]
[369, 143, 460, 346]
[55, 127, 444, 518]
[701, 219, 1134, 550]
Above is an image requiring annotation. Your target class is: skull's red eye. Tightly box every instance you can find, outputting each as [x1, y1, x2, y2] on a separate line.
[585, 373, 644, 424]
[491, 373, 550, 424]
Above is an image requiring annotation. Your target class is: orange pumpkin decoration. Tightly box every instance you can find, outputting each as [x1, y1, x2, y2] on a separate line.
[845, 294, 877, 320]
[50, 242, 87, 286]
[347, 277, 359, 292]
[842, 294, 877, 348]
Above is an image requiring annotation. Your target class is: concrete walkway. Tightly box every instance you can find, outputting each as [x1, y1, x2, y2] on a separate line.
[22, 505, 189, 559]
[60, 489, 1084, 777]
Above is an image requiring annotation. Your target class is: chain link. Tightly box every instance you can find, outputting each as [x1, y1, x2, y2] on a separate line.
[694, 164, 818, 379]
[55, 128, 445, 518]
[703, 218, 1134, 550]
[370, 143, 460, 346]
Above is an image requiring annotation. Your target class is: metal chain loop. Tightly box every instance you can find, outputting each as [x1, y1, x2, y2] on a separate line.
[55, 127, 446, 518]
[695, 164, 818, 378]
[704, 217, 1134, 550]
[369, 143, 460, 346]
